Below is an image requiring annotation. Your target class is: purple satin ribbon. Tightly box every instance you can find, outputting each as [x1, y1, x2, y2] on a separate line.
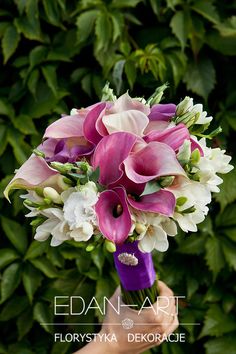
[113, 241, 156, 291]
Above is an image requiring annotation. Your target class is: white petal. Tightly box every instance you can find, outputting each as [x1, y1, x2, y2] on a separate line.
[153, 226, 169, 252]
[162, 219, 177, 236]
[50, 236, 64, 247]
[138, 234, 156, 252]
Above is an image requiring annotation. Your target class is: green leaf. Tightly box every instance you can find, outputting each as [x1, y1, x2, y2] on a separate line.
[207, 30, 236, 56]
[33, 302, 54, 333]
[29, 45, 47, 68]
[183, 57, 216, 100]
[176, 234, 206, 254]
[0, 262, 22, 303]
[222, 239, 236, 271]
[192, 0, 220, 24]
[14, 0, 27, 15]
[13, 114, 37, 135]
[42, 65, 58, 97]
[140, 180, 161, 196]
[216, 204, 236, 228]
[205, 335, 236, 354]
[215, 168, 236, 211]
[24, 240, 49, 260]
[95, 11, 111, 52]
[30, 257, 59, 278]
[0, 296, 28, 321]
[111, 0, 143, 8]
[112, 59, 125, 95]
[0, 99, 15, 118]
[42, 0, 61, 27]
[205, 236, 225, 279]
[2, 24, 20, 64]
[7, 129, 28, 164]
[170, 11, 189, 50]
[27, 69, 40, 97]
[110, 12, 123, 42]
[91, 247, 105, 274]
[200, 304, 236, 338]
[76, 10, 98, 43]
[0, 248, 20, 269]
[0, 125, 8, 156]
[22, 263, 43, 303]
[0, 22, 9, 38]
[125, 60, 136, 89]
[16, 308, 33, 340]
[1, 216, 28, 254]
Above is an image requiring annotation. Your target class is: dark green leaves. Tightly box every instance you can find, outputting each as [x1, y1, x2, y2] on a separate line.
[1, 217, 28, 255]
[2, 25, 20, 64]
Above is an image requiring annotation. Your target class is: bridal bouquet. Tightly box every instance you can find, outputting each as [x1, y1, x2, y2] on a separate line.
[4, 84, 233, 308]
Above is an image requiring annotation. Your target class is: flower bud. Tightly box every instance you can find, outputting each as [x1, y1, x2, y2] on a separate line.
[177, 140, 191, 166]
[135, 223, 147, 234]
[86, 244, 95, 252]
[159, 176, 175, 187]
[33, 149, 45, 158]
[57, 175, 71, 190]
[70, 108, 78, 115]
[176, 96, 193, 116]
[43, 187, 62, 204]
[147, 83, 168, 106]
[101, 82, 117, 102]
[105, 240, 116, 253]
[190, 149, 201, 164]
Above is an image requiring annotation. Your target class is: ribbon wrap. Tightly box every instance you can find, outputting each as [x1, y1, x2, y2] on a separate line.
[113, 241, 156, 291]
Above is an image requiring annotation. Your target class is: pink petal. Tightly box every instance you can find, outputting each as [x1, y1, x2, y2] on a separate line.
[144, 120, 170, 134]
[128, 189, 176, 216]
[148, 103, 176, 121]
[102, 110, 149, 136]
[92, 132, 137, 186]
[190, 138, 204, 156]
[4, 156, 59, 200]
[108, 93, 150, 115]
[95, 187, 131, 243]
[83, 102, 106, 144]
[145, 123, 190, 151]
[123, 141, 186, 183]
[44, 114, 84, 139]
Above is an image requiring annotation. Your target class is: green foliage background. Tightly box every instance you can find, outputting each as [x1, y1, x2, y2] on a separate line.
[0, 0, 236, 353]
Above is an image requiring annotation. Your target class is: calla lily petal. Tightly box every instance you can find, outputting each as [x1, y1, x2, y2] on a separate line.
[4, 156, 59, 201]
[95, 187, 131, 243]
[124, 141, 186, 184]
[103, 110, 149, 136]
[145, 123, 190, 151]
[44, 114, 84, 139]
[148, 103, 176, 121]
[190, 137, 204, 156]
[128, 189, 176, 216]
[108, 93, 150, 115]
[83, 102, 106, 144]
[92, 132, 137, 186]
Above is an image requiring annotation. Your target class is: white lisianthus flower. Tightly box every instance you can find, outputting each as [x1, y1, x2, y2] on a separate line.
[63, 181, 98, 242]
[170, 179, 211, 233]
[133, 212, 177, 253]
[191, 103, 213, 125]
[195, 138, 233, 192]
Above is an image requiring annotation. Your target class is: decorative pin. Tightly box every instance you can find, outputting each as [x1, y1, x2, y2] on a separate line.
[118, 252, 138, 266]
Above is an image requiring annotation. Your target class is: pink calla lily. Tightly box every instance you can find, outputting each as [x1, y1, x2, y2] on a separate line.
[92, 132, 137, 186]
[123, 141, 186, 184]
[4, 156, 59, 201]
[145, 123, 190, 151]
[95, 187, 131, 243]
[83, 102, 107, 144]
[128, 189, 176, 216]
[44, 114, 84, 139]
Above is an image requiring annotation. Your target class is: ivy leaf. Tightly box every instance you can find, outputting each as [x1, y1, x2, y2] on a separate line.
[112, 59, 125, 94]
[13, 114, 37, 135]
[200, 304, 236, 338]
[111, 0, 143, 8]
[0, 248, 20, 269]
[30, 257, 59, 278]
[222, 238, 236, 271]
[170, 11, 189, 50]
[1, 216, 28, 254]
[125, 60, 137, 89]
[214, 168, 236, 211]
[2, 24, 20, 64]
[0, 296, 28, 321]
[29, 45, 47, 68]
[205, 335, 236, 354]
[0, 263, 22, 303]
[176, 234, 206, 255]
[183, 57, 216, 100]
[216, 204, 236, 228]
[205, 237, 225, 280]
[27, 69, 40, 97]
[76, 9, 98, 43]
[42, 65, 58, 97]
[207, 30, 236, 56]
[22, 263, 43, 303]
[24, 240, 49, 260]
[17, 308, 34, 340]
[110, 12, 124, 42]
[33, 302, 54, 333]
[192, 0, 220, 25]
[95, 11, 112, 52]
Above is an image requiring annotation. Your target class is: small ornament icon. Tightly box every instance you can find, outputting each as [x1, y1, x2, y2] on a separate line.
[118, 252, 138, 266]
[121, 318, 134, 329]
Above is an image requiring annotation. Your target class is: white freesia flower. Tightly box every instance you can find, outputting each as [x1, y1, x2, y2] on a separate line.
[195, 138, 233, 192]
[177, 97, 213, 125]
[63, 182, 98, 242]
[20, 190, 44, 217]
[133, 212, 177, 252]
[170, 179, 211, 232]
[35, 208, 71, 247]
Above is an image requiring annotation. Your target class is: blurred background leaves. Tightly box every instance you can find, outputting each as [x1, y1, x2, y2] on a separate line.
[0, 0, 236, 353]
